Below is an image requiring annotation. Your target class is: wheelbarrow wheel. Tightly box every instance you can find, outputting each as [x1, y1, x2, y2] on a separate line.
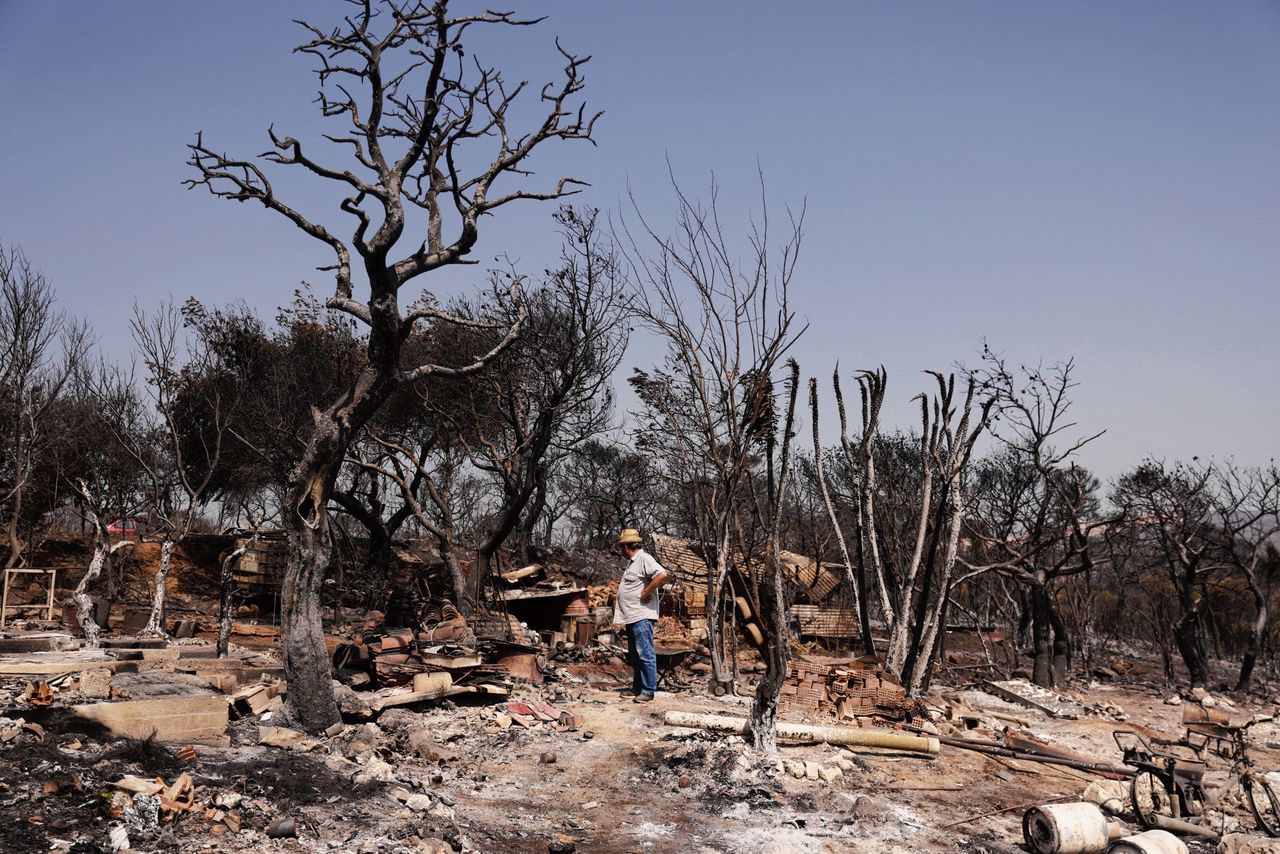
[1131, 770, 1174, 828]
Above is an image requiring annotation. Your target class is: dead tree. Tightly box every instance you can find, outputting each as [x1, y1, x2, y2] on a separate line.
[961, 350, 1107, 688]
[218, 508, 265, 658]
[750, 359, 800, 753]
[626, 175, 805, 695]
[1110, 461, 1221, 686]
[461, 209, 629, 610]
[812, 369, 991, 691]
[71, 479, 135, 649]
[125, 303, 238, 637]
[807, 379, 870, 653]
[186, 1, 598, 732]
[1197, 461, 1278, 690]
[0, 244, 87, 569]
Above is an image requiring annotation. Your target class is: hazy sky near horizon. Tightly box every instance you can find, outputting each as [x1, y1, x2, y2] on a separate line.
[1, 1, 1277, 480]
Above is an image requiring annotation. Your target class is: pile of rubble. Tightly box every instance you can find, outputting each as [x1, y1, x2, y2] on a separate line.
[779, 654, 908, 721]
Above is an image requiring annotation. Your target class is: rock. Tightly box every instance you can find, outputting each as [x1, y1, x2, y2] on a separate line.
[353, 758, 397, 785]
[787, 761, 805, 779]
[376, 709, 422, 733]
[849, 794, 893, 823]
[80, 668, 113, 699]
[541, 752, 557, 764]
[918, 721, 939, 735]
[678, 774, 691, 788]
[344, 722, 384, 756]
[1191, 687, 1208, 702]
[1165, 695, 1184, 706]
[416, 840, 451, 854]
[406, 729, 457, 762]
[804, 761, 820, 781]
[1082, 780, 1128, 815]
[1202, 695, 1218, 708]
[333, 682, 374, 720]
[404, 794, 435, 812]
[836, 758, 856, 773]
[549, 834, 577, 854]
[760, 843, 805, 854]
[818, 766, 841, 782]
[1218, 833, 1280, 853]
[1092, 666, 1119, 680]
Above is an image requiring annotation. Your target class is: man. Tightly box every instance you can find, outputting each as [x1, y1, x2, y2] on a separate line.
[613, 529, 669, 702]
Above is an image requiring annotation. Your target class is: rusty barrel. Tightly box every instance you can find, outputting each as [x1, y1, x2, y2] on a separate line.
[1023, 803, 1113, 854]
[1104, 830, 1187, 854]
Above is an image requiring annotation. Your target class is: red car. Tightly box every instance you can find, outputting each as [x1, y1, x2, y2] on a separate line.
[106, 517, 151, 537]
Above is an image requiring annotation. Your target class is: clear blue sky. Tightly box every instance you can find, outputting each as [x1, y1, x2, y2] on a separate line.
[1, 1, 1278, 478]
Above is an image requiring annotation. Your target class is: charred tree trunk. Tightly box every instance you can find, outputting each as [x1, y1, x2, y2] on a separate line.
[1030, 583, 1054, 688]
[217, 540, 251, 659]
[1174, 610, 1208, 688]
[705, 531, 734, 694]
[750, 548, 789, 752]
[140, 539, 176, 638]
[282, 371, 395, 733]
[1237, 560, 1267, 691]
[74, 536, 111, 649]
[1047, 595, 1072, 684]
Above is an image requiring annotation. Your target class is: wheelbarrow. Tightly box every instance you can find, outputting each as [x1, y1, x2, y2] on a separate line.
[654, 645, 694, 691]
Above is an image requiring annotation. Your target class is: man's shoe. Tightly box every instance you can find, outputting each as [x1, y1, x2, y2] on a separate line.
[633, 693, 655, 703]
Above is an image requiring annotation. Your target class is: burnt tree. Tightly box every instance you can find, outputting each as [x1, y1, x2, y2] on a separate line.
[187, 1, 598, 731]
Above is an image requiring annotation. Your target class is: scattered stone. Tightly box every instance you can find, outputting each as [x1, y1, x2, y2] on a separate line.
[541, 751, 557, 764]
[404, 794, 435, 812]
[1092, 666, 1119, 680]
[817, 766, 841, 782]
[333, 682, 374, 720]
[804, 761, 820, 781]
[1191, 687, 1208, 702]
[1082, 779, 1128, 815]
[80, 668, 113, 699]
[786, 761, 805, 779]
[1165, 695, 1183, 706]
[848, 795, 893, 823]
[1202, 695, 1218, 708]
[548, 834, 577, 854]
[1217, 833, 1280, 853]
[353, 758, 397, 785]
[406, 729, 458, 763]
[677, 775, 691, 789]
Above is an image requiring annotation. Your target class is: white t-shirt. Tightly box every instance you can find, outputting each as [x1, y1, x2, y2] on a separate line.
[613, 548, 666, 625]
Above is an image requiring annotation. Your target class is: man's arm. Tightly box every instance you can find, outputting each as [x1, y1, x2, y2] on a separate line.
[641, 556, 669, 603]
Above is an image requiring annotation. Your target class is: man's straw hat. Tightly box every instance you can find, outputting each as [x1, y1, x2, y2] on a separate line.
[617, 528, 643, 546]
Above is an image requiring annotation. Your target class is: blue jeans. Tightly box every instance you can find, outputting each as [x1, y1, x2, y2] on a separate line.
[625, 619, 657, 695]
